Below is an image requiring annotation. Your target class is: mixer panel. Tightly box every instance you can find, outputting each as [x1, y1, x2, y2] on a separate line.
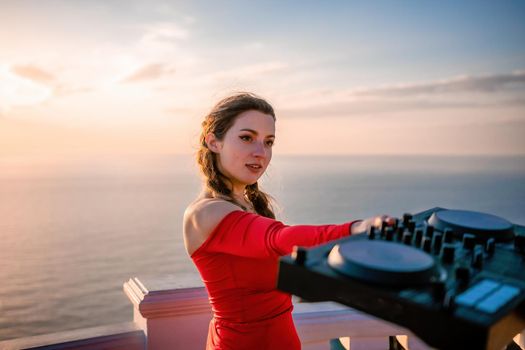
[277, 207, 525, 350]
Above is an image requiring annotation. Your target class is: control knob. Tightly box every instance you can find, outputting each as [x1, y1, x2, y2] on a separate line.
[395, 227, 404, 241]
[415, 229, 423, 246]
[425, 224, 434, 238]
[433, 233, 443, 253]
[368, 226, 376, 240]
[485, 238, 495, 256]
[402, 232, 413, 245]
[407, 220, 416, 233]
[462, 233, 476, 250]
[392, 218, 399, 230]
[472, 245, 484, 269]
[381, 220, 388, 237]
[385, 227, 394, 241]
[402, 213, 412, 226]
[421, 236, 432, 253]
[443, 229, 454, 243]
[442, 244, 455, 264]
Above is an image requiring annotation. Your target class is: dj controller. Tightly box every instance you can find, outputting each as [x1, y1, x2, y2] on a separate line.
[277, 207, 525, 350]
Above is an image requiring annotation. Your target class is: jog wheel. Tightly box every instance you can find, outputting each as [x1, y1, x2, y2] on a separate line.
[328, 240, 444, 286]
[428, 209, 514, 242]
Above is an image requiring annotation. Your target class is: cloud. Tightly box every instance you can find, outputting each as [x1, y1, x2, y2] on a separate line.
[353, 71, 525, 97]
[277, 70, 525, 119]
[121, 63, 176, 83]
[140, 22, 189, 44]
[279, 97, 525, 119]
[10, 65, 56, 85]
[0, 66, 52, 111]
[9, 64, 96, 98]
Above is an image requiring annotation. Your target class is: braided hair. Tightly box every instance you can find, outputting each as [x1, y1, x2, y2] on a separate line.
[197, 93, 276, 219]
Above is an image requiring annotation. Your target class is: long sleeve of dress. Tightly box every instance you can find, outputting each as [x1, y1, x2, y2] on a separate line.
[192, 210, 357, 259]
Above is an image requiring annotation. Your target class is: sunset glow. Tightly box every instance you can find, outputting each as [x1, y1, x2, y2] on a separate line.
[1, 1, 524, 159]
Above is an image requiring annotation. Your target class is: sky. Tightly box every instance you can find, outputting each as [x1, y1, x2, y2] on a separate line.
[1, 0, 525, 159]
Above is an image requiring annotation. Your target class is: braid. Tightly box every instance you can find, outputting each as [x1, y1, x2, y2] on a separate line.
[246, 183, 275, 219]
[197, 127, 233, 198]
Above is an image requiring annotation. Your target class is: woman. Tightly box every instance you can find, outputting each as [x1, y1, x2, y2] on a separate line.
[183, 92, 393, 349]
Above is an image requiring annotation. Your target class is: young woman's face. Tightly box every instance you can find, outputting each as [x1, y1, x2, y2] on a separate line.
[209, 110, 275, 191]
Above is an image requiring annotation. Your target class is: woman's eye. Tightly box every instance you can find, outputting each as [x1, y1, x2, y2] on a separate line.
[266, 140, 274, 147]
[240, 135, 252, 142]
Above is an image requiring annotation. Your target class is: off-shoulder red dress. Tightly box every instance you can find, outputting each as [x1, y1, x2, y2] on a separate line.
[191, 210, 356, 350]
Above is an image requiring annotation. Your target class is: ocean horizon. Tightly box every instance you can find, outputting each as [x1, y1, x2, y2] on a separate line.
[1, 154, 524, 340]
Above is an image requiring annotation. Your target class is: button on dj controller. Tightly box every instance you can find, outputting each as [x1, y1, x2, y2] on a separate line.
[277, 207, 525, 350]
[455, 279, 500, 307]
[476, 285, 521, 313]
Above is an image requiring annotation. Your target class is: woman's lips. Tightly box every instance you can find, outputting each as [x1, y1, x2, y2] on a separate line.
[246, 164, 262, 173]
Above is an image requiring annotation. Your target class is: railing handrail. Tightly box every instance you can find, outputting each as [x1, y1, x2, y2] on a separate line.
[2, 276, 522, 350]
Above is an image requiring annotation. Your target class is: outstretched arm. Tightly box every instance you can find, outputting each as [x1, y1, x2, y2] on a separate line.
[192, 210, 359, 258]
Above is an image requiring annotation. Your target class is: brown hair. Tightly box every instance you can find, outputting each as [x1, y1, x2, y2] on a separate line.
[197, 92, 276, 218]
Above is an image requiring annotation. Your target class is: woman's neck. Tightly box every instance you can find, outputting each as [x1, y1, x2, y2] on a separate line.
[230, 191, 246, 202]
[202, 188, 254, 212]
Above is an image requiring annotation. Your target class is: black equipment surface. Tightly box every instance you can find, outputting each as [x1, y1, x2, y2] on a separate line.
[277, 207, 525, 350]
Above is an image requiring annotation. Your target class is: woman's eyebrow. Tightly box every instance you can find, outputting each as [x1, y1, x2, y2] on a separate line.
[239, 128, 275, 138]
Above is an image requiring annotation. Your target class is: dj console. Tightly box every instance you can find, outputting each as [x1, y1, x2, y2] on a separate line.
[277, 207, 525, 350]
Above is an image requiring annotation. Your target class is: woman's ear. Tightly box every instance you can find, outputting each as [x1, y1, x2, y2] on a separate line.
[205, 133, 221, 153]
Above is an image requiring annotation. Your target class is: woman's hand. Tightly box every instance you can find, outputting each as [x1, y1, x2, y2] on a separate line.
[350, 215, 396, 235]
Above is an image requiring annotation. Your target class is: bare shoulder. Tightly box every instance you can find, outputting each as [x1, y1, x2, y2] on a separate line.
[183, 197, 240, 256]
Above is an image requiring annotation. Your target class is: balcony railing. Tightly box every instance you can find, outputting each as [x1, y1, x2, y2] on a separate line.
[1, 274, 523, 350]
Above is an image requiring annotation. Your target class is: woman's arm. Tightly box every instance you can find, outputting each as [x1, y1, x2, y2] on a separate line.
[186, 199, 395, 258]
[191, 209, 357, 258]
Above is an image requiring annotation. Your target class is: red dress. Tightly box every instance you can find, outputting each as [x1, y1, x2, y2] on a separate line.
[191, 210, 356, 350]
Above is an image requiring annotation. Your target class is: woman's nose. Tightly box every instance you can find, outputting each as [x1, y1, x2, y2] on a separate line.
[252, 142, 266, 157]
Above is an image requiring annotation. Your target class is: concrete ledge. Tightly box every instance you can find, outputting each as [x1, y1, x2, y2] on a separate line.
[124, 276, 211, 350]
[0, 322, 145, 350]
[124, 277, 210, 319]
[7, 275, 520, 350]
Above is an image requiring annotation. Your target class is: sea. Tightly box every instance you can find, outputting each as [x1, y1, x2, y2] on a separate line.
[1, 154, 524, 341]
